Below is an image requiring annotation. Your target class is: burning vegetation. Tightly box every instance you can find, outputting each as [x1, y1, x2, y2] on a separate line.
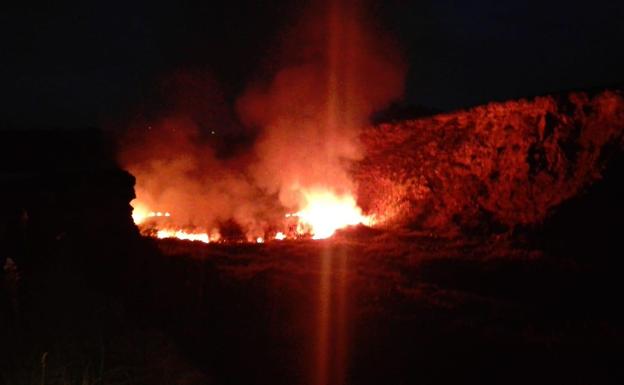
[128, 88, 624, 242]
[119, 0, 623, 243]
[120, 0, 404, 243]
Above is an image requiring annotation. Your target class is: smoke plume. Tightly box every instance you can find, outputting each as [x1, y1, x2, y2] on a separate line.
[119, 0, 406, 238]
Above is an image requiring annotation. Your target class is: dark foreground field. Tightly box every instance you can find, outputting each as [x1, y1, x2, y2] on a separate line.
[131, 230, 623, 385]
[2, 226, 623, 385]
[2, 113, 623, 384]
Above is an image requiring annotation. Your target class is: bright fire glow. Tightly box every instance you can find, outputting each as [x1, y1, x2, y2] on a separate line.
[132, 200, 208, 243]
[156, 229, 210, 243]
[131, 201, 171, 225]
[292, 189, 374, 239]
[131, 189, 374, 243]
[131, 201, 150, 225]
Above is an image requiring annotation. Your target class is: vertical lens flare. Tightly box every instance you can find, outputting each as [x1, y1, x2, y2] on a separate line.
[315, 246, 350, 385]
[315, 3, 354, 382]
[316, 250, 332, 385]
[126, 0, 395, 245]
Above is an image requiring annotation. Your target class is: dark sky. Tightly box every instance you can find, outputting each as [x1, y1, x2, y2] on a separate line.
[1, 0, 622, 129]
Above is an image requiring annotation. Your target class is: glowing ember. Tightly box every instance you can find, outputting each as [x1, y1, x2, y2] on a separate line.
[293, 189, 374, 239]
[131, 201, 150, 225]
[131, 201, 171, 225]
[130, 190, 373, 243]
[156, 229, 210, 243]
[131, 200, 208, 243]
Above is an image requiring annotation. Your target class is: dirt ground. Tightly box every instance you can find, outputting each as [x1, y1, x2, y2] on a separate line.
[142, 229, 623, 385]
[2, 226, 622, 384]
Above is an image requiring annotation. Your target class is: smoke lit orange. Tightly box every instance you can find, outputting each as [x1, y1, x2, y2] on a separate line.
[122, 0, 403, 246]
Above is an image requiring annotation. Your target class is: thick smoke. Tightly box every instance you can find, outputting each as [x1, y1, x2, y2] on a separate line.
[238, 0, 406, 209]
[119, 0, 405, 238]
[119, 72, 283, 240]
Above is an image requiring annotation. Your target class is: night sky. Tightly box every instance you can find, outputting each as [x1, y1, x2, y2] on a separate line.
[1, 0, 622, 129]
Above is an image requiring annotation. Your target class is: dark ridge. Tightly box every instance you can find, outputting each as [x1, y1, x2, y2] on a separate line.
[539, 150, 624, 261]
[446, 82, 624, 115]
[0, 128, 138, 271]
[0, 128, 117, 174]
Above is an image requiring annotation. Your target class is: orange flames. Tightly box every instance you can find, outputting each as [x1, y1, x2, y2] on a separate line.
[131, 200, 212, 243]
[131, 187, 373, 243]
[121, 0, 404, 246]
[156, 229, 210, 243]
[289, 188, 374, 239]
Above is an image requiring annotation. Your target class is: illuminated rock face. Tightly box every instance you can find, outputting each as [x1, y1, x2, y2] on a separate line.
[356, 90, 624, 234]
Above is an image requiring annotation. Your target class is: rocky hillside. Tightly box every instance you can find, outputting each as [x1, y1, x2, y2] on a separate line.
[356, 89, 624, 234]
